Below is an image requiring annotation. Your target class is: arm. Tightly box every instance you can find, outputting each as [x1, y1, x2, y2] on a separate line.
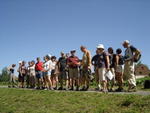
[116, 55, 119, 67]
[105, 55, 110, 70]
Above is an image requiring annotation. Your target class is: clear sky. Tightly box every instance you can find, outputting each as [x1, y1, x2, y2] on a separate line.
[0, 0, 150, 73]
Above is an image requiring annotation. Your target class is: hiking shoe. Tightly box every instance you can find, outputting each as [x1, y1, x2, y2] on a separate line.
[76, 86, 79, 91]
[102, 89, 108, 94]
[69, 87, 74, 91]
[80, 86, 86, 91]
[128, 86, 137, 92]
[58, 87, 63, 90]
[85, 86, 89, 91]
[115, 88, 124, 92]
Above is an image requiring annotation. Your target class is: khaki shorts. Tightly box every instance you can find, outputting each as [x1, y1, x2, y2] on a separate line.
[69, 68, 79, 79]
[97, 68, 106, 82]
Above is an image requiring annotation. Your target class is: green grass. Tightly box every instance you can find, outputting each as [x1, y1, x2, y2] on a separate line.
[0, 88, 150, 113]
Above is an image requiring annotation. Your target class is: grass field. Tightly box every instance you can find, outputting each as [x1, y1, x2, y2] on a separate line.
[0, 88, 150, 113]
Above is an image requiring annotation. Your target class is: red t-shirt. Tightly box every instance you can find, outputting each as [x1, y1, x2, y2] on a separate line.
[35, 61, 43, 71]
[67, 56, 79, 68]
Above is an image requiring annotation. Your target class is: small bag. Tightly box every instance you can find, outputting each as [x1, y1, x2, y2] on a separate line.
[105, 71, 114, 80]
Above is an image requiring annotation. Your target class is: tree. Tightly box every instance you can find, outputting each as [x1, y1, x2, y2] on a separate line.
[0, 67, 10, 82]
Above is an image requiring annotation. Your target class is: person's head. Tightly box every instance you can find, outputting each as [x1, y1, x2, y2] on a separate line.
[51, 56, 56, 62]
[19, 61, 22, 66]
[97, 44, 105, 53]
[61, 52, 65, 58]
[31, 60, 35, 66]
[37, 57, 41, 62]
[122, 40, 130, 48]
[22, 61, 26, 66]
[43, 56, 46, 62]
[108, 47, 114, 54]
[116, 48, 122, 55]
[66, 53, 70, 58]
[80, 46, 87, 53]
[28, 61, 31, 66]
[45, 55, 51, 61]
[70, 50, 76, 56]
[12, 64, 16, 67]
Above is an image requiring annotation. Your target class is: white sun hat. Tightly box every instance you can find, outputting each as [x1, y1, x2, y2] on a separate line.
[47, 54, 52, 58]
[19, 61, 22, 64]
[97, 44, 105, 49]
[123, 40, 130, 44]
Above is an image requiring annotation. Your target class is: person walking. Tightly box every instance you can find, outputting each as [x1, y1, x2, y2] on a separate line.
[95, 44, 110, 93]
[122, 40, 141, 92]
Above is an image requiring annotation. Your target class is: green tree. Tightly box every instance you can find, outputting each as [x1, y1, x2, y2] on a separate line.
[0, 67, 10, 82]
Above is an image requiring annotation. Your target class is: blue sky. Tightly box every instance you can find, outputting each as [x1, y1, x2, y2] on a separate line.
[0, 0, 150, 73]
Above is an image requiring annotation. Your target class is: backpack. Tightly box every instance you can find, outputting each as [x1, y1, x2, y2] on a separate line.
[134, 53, 141, 63]
[130, 47, 141, 63]
[144, 80, 150, 89]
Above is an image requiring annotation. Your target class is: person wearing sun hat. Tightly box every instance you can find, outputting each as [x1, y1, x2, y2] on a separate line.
[95, 44, 110, 93]
[122, 40, 141, 92]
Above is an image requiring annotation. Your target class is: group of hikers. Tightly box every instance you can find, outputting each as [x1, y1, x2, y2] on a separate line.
[7, 40, 141, 92]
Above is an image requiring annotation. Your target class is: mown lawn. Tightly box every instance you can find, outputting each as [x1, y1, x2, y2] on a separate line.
[0, 88, 150, 113]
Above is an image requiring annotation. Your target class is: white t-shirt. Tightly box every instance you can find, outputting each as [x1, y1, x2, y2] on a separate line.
[43, 60, 53, 74]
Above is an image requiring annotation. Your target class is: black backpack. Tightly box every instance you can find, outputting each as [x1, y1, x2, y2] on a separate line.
[144, 80, 150, 89]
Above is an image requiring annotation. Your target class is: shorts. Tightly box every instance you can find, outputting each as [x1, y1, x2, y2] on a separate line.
[18, 74, 25, 82]
[97, 68, 106, 82]
[69, 68, 79, 79]
[51, 70, 55, 75]
[43, 71, 51, 76]
[116, 65, 123, 73]
[81, 68, 90, 79]
[59, 71, 68, 80]
[36, 71, 43, 78]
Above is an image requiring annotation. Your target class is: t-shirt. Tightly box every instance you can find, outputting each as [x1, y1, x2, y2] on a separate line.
[67, 56, 79, 68]
[35, 61, 43, 71]
[58, 57, 67, 71]
[97, 52, 108, 68]
[43, 60, 52, 72]
[124, 45, 137, 61]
